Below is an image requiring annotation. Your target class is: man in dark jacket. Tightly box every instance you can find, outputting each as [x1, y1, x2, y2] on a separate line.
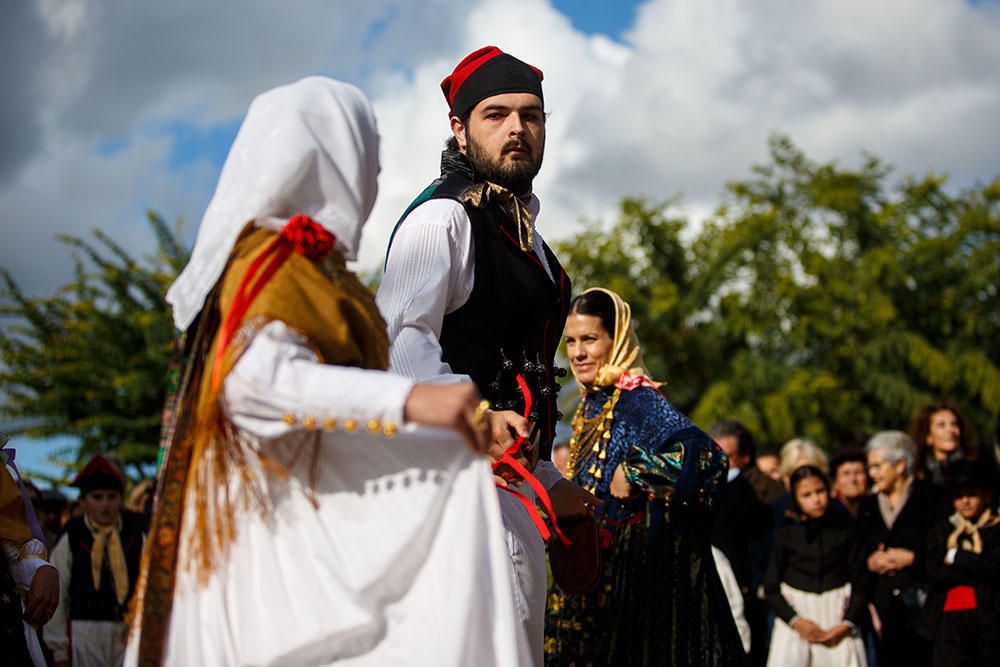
[709, 419, 775, 663]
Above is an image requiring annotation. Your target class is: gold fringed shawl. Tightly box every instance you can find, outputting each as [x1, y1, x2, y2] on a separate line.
[0, 465, 32, 544]
[574, 287, 659, 393]
[133, 223, 389, 667]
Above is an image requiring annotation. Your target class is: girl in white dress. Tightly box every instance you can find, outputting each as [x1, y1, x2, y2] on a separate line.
[765, 465, 868, 667]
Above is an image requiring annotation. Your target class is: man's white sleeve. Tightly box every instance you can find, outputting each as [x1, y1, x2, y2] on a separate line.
[376, 199, 474, 384]
[223, 321, 414, 440]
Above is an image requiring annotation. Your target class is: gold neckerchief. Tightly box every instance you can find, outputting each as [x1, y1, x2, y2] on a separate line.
[947, 508, 1000, 554]
[462, 181, 535, 252]
[88, 515, 129, 605]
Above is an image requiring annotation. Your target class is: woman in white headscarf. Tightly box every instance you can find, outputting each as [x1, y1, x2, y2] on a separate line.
[126, 77, 528, 667]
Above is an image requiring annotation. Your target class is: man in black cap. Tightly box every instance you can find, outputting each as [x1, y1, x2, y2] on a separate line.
[377, 45, 594, 663]
[43, 455, 144, 667]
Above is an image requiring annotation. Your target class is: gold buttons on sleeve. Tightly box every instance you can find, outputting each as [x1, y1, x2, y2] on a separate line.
[284, 414, 398, 438]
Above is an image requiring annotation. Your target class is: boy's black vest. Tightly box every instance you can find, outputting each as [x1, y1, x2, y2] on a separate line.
[66, 512, 144, 621]
[388, 151, 571, 459]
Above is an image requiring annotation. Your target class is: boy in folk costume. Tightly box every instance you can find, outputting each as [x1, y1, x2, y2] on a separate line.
[924, 459, 1000, 667]
[44, 454, 144, 667]
[125, 77, 528, 666]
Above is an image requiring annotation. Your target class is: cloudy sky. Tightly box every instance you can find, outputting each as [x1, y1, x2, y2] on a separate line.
[4, 0, 1000, 476]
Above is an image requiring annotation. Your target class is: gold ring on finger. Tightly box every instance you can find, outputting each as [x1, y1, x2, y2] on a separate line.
[472, 399, 490, 430]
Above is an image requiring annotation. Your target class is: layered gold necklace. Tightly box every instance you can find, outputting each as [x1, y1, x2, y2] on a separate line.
[566, 388, 621, 493]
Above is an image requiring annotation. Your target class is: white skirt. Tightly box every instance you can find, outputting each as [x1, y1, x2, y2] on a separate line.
[766, 582, 867, 667]
[125, 426, 529, 667]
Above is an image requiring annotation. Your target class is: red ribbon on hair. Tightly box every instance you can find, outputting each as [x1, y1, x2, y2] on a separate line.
[493, 374, 571, 546]
[210, 215, 336, 390]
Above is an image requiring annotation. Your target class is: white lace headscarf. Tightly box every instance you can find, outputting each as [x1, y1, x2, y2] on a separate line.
[166, 76, 380, 331]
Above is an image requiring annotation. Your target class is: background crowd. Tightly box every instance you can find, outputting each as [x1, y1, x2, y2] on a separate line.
[550, 399, 1000, 667]
[4, 396, 994, 666]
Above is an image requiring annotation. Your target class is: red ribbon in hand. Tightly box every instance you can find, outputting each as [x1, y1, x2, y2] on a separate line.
[492, 374, 571, 546]
[211, 215, 336, 390]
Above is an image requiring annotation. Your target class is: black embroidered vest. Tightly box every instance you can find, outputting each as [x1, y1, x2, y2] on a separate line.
[66, 512, 144, 621]
[388, 152, 571, 458]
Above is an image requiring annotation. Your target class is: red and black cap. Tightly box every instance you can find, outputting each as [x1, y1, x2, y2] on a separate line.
[440, 46, 544, 120]
[71, 453, 125, 496]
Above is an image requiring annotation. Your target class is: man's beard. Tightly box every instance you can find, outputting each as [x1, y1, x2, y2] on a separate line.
[465, 131, 544, 196]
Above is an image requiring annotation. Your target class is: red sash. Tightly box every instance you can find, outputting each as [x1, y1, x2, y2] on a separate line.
[493, 374, 571, 545]
[943, 585, 977, 612]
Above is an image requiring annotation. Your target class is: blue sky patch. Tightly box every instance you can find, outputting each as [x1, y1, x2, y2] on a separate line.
[96, 136, 130, 158]
[151, 119, 242, 172]
[552, 0, 644, 42]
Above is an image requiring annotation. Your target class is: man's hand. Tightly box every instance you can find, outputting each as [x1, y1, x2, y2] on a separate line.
[23, 564, 59, 625]
[547, 479, 602, 520]
[485, 410, 531, 460]
[485, 410, 533, 486]
[404, 383, 488, 452]
[791, 617, 825, 643]
[818, 622, 852, 647]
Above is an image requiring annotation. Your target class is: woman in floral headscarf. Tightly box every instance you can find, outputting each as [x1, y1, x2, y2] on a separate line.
[544, 287, 746, 666]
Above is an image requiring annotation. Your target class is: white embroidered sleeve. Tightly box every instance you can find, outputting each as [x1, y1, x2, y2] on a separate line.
[222, 320, 414, 440]
[376, 199, 474, 384]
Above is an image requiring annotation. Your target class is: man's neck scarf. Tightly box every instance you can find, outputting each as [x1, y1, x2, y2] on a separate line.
[947, 508, 999, 554]
[574, 287, 660, 393]
[463, 181, 535, 252]
[88, 516, 129, 605]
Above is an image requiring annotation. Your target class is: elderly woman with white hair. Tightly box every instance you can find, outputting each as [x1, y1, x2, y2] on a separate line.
[856, 431, 933, 667]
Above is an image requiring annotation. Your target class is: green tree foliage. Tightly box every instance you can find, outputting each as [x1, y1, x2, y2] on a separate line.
[557, 136, 1000, 450]
[0, 212, 188, 479]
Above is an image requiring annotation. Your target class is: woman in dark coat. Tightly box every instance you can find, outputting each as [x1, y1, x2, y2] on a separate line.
[857, 430, 932, 667]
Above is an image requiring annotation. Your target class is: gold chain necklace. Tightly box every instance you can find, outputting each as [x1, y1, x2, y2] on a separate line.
[566, 388, 620, 493]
